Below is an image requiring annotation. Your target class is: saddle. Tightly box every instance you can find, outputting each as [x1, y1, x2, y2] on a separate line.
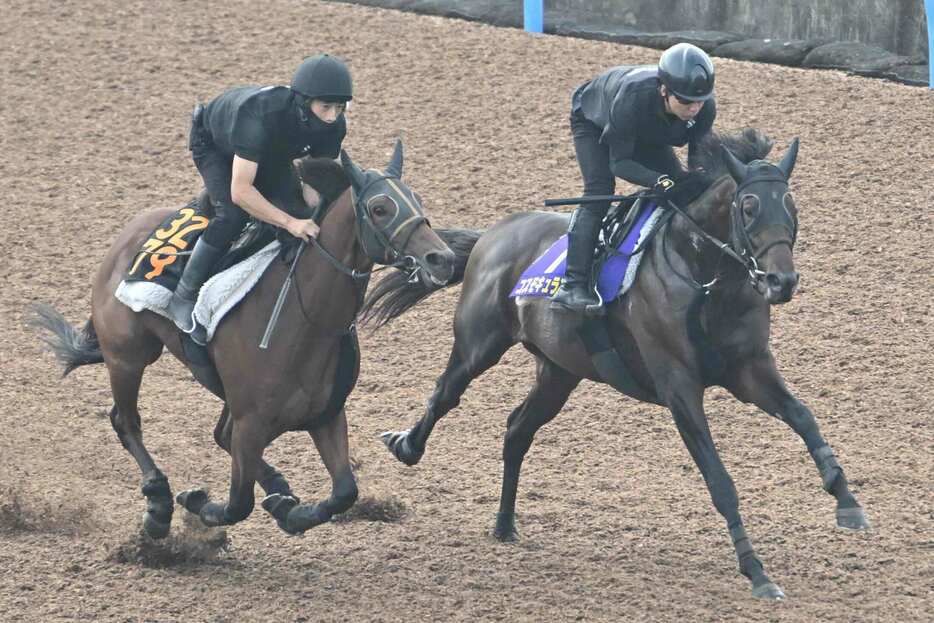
[510, 195, 672, 303]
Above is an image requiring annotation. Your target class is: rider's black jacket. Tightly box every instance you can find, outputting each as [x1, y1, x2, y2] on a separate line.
[572, 65, 716, 186]
[200, 85, 346, 192]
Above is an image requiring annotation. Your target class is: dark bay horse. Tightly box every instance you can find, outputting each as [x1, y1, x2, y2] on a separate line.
[33, 140, 455, 537]
[362, 130, 869, 599]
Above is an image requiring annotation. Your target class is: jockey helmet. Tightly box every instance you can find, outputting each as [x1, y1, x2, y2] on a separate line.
[658, 43, 715, 102]
[291, 54, 353, 102]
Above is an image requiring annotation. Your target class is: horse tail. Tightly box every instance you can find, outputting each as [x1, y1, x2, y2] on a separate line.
[29, 304, 104, 376]
[361, 228, 483, 329]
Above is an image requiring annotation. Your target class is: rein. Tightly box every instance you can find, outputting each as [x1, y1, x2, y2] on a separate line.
[658, 197, 766, 295]
[284, 175, 427, 334]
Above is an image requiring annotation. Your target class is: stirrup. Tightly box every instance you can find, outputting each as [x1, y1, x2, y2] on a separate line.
[166, 293, 197, 333]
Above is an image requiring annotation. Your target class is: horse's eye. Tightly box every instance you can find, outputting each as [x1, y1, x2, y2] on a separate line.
[741, 195, 759, 219]
[372, 204, 387, 218]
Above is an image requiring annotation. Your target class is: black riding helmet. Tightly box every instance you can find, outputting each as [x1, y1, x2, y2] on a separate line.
[291, 53, 353, 102]
[658, 43, 715, 102]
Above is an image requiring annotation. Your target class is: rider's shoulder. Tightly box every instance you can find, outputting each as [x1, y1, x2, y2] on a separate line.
[211, 85, 291, 114]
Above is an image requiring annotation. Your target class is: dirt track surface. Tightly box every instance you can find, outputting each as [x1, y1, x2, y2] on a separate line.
[1, 1, 932, 621]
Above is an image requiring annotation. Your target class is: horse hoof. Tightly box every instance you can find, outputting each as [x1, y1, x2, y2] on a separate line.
[380, 430, 424, 466]
[493, 512, 519, 542]
[751, 581, 785, 600]
[199, 502, 227, 527]
[141, 511, 171, 540]
[262, 494, 300, 534]
[494, 528, 519, 543]
[837, 506, 871, 530]
[281, 503, 331, 535]
[176, 488, 209, 515]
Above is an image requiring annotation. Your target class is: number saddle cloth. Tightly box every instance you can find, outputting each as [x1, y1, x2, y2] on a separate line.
[115, 195, 285, 343]
[509, 201, 666, 304]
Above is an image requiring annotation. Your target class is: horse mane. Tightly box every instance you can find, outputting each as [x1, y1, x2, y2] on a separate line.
[688, 127, 775, 178]
[293, 157, 352, 205]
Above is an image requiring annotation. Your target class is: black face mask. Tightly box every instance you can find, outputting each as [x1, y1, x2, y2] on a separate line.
[295, 96, 342, 133]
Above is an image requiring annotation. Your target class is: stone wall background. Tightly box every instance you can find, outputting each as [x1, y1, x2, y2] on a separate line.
[330, 0, 931, 86]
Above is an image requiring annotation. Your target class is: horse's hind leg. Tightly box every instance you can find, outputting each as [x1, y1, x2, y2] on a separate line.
[263, 408, 358, 535]
[382, 321, 514, 466]
[213, 406, 297, 499]
[726, 355, 869, 530]
[494, 357, 579, 542]
[106, 359, 174, 539]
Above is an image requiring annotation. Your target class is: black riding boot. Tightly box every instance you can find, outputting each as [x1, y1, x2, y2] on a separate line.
[550, 208, 604, 314]
[166, 237, 224, 334]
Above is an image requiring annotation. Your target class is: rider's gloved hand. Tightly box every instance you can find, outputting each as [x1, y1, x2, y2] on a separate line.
[653, 174, 676, 196]
[654, 171, 709, 207]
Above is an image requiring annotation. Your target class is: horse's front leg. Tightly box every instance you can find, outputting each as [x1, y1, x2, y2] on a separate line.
[177, 413, 265, 527]
[659, 368, 785, 599]
[262, 408, 358, 535]
[213, 405, 298, 501]
[726, 354, 869, 530]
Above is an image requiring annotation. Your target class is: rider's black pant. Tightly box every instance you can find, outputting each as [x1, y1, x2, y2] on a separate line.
[191, 143, 247, 249]
[570, 110, 683, 219]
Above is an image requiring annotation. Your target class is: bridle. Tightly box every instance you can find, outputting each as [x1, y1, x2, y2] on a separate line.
[292, 168, 431, 329]
[660, 164, 797, 295]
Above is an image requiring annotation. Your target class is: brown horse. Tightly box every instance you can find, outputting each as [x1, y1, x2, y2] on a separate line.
[362, 129, 869, 599]
[32, 140, 455, 537]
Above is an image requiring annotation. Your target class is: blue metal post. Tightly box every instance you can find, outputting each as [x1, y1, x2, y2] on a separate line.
[927, 0, 934, 87]
[524, 0, 543, 33]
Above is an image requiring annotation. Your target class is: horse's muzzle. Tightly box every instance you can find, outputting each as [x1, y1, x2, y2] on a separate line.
[764, 271, 799, 304]
[423, 249, 456, 286]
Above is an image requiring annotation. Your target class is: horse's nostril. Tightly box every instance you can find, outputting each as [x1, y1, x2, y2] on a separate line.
[766, 274, 781, 289]
[425, 251, 455, 268]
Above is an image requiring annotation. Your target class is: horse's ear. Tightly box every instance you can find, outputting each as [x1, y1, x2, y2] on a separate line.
[777, 137, 799, 179]
[385, 138, 404, 179]
[721, 145, 748, 182]
[340, 149, 366, 190]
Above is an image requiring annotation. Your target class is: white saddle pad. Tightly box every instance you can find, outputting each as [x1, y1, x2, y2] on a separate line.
[114, 240, 281, 343]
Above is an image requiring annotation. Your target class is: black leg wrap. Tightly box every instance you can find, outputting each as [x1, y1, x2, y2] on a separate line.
[380, 430, 425, 466]
[262, 493, 300, 533]
[140, 471, 173, 538]
[176, 488, 209, 515]
[730, 524, 763, 578]
[141, 470, 171, 498]
[259, 471, 298, 503]
[813, 445, 843, 493]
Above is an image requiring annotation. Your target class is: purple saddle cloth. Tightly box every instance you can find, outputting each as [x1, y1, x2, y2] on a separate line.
[509, 201, 661, 302]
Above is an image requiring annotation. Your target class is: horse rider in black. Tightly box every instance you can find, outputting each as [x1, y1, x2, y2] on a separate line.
[551, 43, 717, 313]
[166, 53, 353, 335]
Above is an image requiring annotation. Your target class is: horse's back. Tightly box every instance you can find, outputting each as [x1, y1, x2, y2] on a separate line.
[467, 211, 569, 286]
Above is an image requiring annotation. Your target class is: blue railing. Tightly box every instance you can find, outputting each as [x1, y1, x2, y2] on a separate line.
[927, 0, 934, 87]
[524, 0, 543, 33]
